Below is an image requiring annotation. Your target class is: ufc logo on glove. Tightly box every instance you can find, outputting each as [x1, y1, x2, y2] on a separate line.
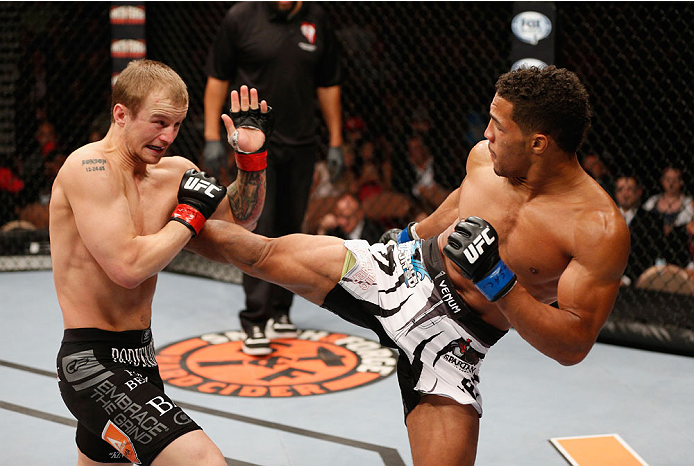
[444, 217, 517, 302]
[182, 177, 224, 198]
[463, 227, 496, 264]
[169, 169, 227, 237]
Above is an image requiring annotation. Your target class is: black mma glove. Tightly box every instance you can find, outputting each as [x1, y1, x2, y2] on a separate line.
[228, 105, 274, 172]
[379, 222, 419, 244]
[169, 169, 227, 237]
[443, 216, 517, 302]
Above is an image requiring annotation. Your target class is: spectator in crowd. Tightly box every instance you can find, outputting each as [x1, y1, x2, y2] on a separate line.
[355, 139, 390, 202]
[686, 201, 694, 270]
[0, 165, 26, 230]
[642, 166, 692, 267]
[333, 142, 361, 194]
[16, 150, 67, 229]
[316, 191, 383, 244]
[18, 120, 59, 195]
[203, 1, 344, 355]
[393, 133, 450, 212]
[614, 175, 667, 285]
[344, 115, 367, 155]
[309, 159, 340, 200]
[407, 103, 465, 191]
[35, 120, 58, 156]
[301, 156, 343, 236]
[8, 120, 67, 229]
[340, 116, 394, 201]
[88, 114, 111, 143]
[643, 166, 693, 235]
[581, 152, 615, 196]
[305, 135, 411, 236]
[410, 105, 432, 136]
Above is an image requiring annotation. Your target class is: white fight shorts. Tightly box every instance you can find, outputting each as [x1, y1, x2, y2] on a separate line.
[322, 237, 507, 418]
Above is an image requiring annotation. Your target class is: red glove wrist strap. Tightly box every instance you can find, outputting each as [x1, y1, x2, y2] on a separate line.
[170, 204, 206, 236]
[235, 150, 267, 172]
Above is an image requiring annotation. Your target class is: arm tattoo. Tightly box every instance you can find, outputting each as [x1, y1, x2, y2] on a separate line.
[227, 170, 266, 225]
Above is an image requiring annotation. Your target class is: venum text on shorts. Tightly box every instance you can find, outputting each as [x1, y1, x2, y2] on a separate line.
[438, 279, 462, 313]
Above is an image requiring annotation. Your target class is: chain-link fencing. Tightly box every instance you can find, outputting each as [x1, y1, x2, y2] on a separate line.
[1, 2, 692, 353]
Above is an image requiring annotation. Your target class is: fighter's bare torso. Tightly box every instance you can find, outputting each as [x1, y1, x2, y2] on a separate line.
[437, 140, 624, 330]
[49, 141, 192, 330]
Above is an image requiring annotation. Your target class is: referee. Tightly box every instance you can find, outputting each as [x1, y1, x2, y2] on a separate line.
[203, 1, 344, 355]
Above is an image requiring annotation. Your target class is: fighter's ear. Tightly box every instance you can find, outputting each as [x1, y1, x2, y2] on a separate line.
[113, 103, 128, 126]
[531, 133, 549, 153]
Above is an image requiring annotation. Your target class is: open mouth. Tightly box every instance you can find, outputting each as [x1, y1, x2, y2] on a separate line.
[146, 144, 165, 154]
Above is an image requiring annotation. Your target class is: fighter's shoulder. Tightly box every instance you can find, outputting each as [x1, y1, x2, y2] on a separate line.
[151, 155, 198, 180]
[572, 184, 630, 256]
[58, 142, 108, 178]
[466, 141, 492, 171]
[158, 155, 197, 170]
[53, 143, 120, 203]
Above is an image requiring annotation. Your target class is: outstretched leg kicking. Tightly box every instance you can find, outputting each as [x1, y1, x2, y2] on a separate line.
[193, 219, 347, 305]
[192, 220, 501, 466]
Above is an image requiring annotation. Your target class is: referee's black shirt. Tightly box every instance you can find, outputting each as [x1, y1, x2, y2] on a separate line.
[206, 2, 342, 147]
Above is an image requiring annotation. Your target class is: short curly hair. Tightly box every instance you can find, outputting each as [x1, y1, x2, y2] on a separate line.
[495, 66, 591, 154]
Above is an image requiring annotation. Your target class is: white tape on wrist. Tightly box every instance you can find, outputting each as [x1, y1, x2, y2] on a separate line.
[410, 222, 420, 240]
[229, 130, 241, 152]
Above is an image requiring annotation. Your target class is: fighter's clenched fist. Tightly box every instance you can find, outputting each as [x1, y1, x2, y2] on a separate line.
[444, 216, 517, 302]
[170, 169, 227, 237]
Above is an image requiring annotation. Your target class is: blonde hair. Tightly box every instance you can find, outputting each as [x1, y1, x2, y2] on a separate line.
[111, 59, 188, 122]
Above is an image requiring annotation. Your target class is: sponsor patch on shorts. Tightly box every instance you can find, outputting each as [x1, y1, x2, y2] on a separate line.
[102, 420, 140, 464]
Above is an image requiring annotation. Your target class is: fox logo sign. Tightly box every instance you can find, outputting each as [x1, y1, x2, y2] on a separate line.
[183, 177, 223, 198]
[463, 227, 495, 264]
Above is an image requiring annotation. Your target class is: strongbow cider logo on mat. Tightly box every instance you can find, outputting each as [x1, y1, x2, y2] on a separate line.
[156, 330, 397, 397]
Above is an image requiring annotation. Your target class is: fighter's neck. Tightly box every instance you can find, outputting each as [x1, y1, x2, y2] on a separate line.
[509, 157, 586, 197]
[101, 128, 149, 177]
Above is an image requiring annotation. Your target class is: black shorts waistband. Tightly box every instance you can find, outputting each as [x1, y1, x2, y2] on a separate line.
[423, 237, 508, 346]
[62, 327, 153, 346]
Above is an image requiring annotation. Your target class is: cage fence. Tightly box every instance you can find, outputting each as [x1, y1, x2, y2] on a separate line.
[1, 2, 692, 354]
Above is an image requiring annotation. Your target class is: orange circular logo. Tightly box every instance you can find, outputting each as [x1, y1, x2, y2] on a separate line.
[156, 330, 397, 397]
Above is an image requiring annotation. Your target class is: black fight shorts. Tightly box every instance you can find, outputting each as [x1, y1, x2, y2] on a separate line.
[57, 328, 201, 465]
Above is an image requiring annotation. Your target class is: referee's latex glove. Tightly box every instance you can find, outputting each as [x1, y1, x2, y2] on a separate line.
[203, 140, 226, 180]
[327, 145, 344, 182]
